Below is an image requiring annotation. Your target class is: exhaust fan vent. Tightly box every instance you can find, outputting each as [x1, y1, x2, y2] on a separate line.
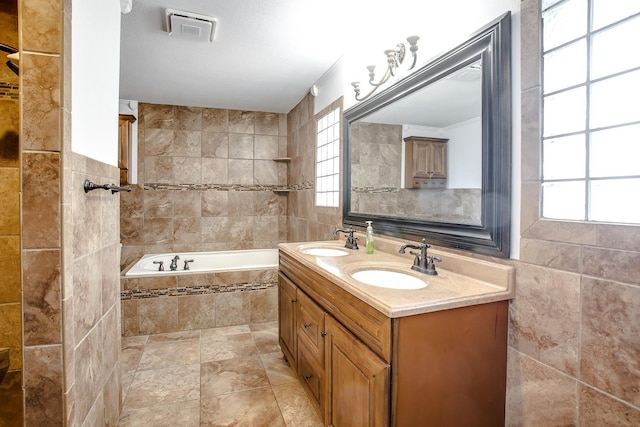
[165, 8, 217, 42]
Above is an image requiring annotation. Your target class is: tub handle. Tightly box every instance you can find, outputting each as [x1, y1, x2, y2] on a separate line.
[183, 259, 194, 270]
[153, 261, 164, 271]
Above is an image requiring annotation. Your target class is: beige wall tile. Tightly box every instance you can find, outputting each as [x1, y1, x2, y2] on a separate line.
[74, 323, 104, 423]
[579, 384, 640, 426]
[177, 294, 217, 331]
[0, 236, 20, 304]
[508, 263, 580, 375]
[215, 292, 251, 327]
[580, 278, 640, 406]
[202, 108, 229, 132]
[174, 130, 201, 157]
[229, 110, 254, 134]
[250, 288, 277, 323]
[20, 53, 60, 151]
[22, 249, 61, 346]
[23, 344, 64, 426]
[138, 297, 178, 335]
[255, 112, 279, 136]
[0, 168, 19, 235]
[229, 134, 254, 159]
[202, 131, 229, 158]
[144, 128, 173, 156]
[22, 151, 60, 248]
[519, 238, 581, 273]
[0, 302, 22, 370]
[21, 0, 61, 53]
[0, 370, 24, 425]
[73, 250, 102, 345]
[582, 247, 640, 286]
[142, 104, 174, 129]
[505, 349, 577, 426]
[176, 106, 202, 131]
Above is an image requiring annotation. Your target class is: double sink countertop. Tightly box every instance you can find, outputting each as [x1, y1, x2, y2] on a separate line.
[278, 240, 515, 318]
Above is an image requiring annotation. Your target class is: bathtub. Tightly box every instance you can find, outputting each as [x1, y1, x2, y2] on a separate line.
[121, 248, 280, 336]
[124, 248, 279, 277]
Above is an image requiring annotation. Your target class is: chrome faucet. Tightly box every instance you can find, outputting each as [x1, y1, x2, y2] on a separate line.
[183, 259, 194, 270]
[399, 239, 442, 275]
[169, 255, 180, 271]
[333, 226, 359, 250]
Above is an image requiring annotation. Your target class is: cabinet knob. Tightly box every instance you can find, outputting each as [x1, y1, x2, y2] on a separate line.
[304, 374, 312, 380]
[321, 331, 327, 337]
[303, 322, 311, 329]
[291, 298, 297, 303]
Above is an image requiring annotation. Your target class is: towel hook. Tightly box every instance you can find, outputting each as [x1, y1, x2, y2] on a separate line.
[83, 179, 131, 194]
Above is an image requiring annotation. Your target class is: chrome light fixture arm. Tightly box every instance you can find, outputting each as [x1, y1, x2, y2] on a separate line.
[352, 36, 419, 102]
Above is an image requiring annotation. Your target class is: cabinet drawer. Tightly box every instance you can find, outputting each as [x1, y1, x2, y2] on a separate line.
[297, 339, 325, 412]
[297, 290, 325, 364]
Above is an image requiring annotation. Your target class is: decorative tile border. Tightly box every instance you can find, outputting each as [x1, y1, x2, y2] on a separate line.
[144, 182, 313, 191]
[121, 280, 277, 300]
[352, 186, 398, 194]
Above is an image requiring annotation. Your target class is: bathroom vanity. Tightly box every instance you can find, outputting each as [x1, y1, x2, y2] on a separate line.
[278, 240, 514, 427]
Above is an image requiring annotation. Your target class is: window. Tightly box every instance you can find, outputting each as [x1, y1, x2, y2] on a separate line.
[541, 0, 640, 223]
[315, 107, 341, 207]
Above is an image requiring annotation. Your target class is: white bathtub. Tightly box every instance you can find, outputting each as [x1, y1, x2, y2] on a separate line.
[124, 248, 279, 277]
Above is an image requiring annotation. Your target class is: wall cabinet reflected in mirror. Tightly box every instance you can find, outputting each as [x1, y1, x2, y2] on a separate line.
[118, 114, 136, 185]
[404, 136, 448, 188]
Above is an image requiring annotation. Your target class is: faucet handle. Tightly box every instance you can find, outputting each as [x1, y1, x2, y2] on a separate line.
[153, 260, 164, 271]
[183, 259, 194, 270]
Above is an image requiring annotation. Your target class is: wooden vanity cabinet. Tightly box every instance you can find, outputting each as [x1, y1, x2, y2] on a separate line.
[278, 251, 508, 427]
[325, 316, 389, 427]
[278, 272, 297, 366]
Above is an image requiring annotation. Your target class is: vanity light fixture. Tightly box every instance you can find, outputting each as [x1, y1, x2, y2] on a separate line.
[351, 35, 419, 101]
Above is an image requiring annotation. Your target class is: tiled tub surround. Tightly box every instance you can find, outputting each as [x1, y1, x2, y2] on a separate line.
[121, 266, 279, 336]
[120, 103, 290, 270]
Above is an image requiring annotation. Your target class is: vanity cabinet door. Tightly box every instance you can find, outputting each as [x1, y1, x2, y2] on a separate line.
[278, 272, 297, 367]
[297, 289, 326, 364]
[325, 316, 390, 427]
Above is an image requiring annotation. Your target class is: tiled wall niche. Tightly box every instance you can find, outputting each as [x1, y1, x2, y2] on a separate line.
[0, 0, 22, 424]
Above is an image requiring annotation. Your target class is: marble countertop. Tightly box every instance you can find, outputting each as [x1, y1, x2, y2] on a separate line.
[278, 240, 515, 318]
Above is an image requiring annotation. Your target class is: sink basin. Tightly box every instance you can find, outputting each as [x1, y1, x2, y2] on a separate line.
[301, 247, 350, 257]
[350, 270, 427, 290]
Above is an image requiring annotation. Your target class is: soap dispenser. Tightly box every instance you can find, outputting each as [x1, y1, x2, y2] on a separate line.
[365, 221, 374, 254]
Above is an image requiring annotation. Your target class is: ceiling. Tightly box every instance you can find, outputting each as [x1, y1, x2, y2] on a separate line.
[119, 0, 365, 113]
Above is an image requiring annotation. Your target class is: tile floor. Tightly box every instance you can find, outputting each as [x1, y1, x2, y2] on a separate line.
[119, 321, 323, 426]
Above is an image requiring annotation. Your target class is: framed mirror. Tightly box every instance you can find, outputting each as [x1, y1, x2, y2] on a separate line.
[343, 12, 511, 258]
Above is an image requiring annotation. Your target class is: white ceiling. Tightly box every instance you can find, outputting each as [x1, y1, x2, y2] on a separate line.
[119, 0, 364, 113]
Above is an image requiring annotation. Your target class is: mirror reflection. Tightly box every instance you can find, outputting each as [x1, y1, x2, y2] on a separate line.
[350, 59, 483, 225]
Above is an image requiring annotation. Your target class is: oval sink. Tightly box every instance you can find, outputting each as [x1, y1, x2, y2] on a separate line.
[301, 247, 350, 257]
[351, 270, 427, 290]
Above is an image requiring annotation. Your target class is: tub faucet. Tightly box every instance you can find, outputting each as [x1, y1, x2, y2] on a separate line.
[399, 239, 441, 275]
[170, 255, 180, 271]
[333, 226, 359, 250]
[153, 260, 164, 271]
[183, 259, 194, 270]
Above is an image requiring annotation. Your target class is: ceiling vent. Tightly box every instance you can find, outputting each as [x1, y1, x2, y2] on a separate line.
[165, 9, 217, 42]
